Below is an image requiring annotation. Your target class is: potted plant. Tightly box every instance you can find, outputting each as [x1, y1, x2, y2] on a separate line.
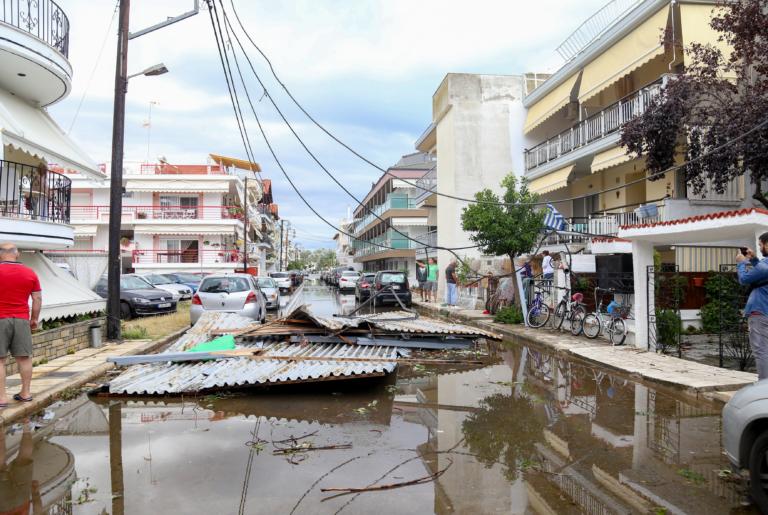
[137, 211, 147, 219]
[692, 276, 705, 287]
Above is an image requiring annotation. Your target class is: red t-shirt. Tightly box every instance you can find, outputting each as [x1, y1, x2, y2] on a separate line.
[0, 262, 41, 320]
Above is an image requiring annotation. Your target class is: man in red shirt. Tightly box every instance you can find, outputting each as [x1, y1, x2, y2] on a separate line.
[0, 244, 42, 408]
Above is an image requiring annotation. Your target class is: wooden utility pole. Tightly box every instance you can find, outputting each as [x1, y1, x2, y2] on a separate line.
[243, 177, 248, 273]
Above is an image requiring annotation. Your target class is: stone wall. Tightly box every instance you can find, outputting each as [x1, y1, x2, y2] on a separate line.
[3, 317, 106, 376]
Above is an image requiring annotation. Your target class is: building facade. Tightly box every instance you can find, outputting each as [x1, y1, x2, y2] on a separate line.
[0, 1, 106, 320]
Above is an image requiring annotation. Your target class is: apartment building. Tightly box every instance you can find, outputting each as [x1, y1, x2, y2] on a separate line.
[413, 73, 527, 301]
[523, 0, 743, 269]
[334, 210, 357, 270]
[61, 155, 279, 277]
[352, 152, 434, 280]
[0, 1, 107, 320]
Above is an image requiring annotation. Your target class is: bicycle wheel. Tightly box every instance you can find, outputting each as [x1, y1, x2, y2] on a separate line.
[609, 317, 627, 346]
[527, 303, 550, 328]
[553, 301, 567, 330]
[570, 306, 586, 336]
[582, 313, 601, 339]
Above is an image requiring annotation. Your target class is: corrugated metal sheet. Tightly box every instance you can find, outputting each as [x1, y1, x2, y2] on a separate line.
[109, 342, 405, 395]
[167, 312, 255, 352]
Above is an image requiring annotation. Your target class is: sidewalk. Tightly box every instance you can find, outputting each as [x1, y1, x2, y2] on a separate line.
[413, 300, 756, 399]
[0, 327, 187, 426]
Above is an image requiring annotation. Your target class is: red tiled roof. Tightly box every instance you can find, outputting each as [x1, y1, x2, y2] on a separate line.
[620, 208, 768, 230]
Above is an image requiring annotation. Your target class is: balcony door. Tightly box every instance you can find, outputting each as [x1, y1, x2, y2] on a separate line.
[165, 239, 199, 263]
[159, 195, 199, 219]
[572, 194, 599, 219]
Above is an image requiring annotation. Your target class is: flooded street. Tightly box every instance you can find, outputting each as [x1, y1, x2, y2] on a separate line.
[2, 282, 756, 514]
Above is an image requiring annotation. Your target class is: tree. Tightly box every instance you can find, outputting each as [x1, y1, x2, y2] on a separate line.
[461, 174, 545, 306]
[620, 0, 768, 206]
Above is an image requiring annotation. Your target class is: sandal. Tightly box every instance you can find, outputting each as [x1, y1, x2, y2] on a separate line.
[13, 394, 33, 403]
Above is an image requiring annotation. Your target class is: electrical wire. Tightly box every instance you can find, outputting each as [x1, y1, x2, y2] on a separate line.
[226, 0, 768, 209]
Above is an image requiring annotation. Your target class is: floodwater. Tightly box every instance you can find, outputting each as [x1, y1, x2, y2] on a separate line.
[1, 282, 757, 514]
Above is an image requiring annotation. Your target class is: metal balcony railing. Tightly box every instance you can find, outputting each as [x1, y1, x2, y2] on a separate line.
[1, 0, 70, 56]
[352, 196, 419, 235]
[413, 168, 437, 205]
[131, 249, 243, 265]
[0, 160, 71, 223]
[70, 205, 244, 221]
[555, 0, 642, 62]
[541, 207, 664, 246]
[525, 80, 662, 171]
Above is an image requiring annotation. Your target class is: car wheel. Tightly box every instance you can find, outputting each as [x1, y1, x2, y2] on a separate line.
[749, 431, 768, 511]
[120, 301, 133, 321]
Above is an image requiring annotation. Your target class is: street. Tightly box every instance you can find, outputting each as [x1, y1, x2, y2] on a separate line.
[1, 280, 755, 514]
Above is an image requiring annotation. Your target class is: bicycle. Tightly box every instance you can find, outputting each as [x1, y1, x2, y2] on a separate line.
[553, 289, 586, 336]
[526, 286, 551, 328]
[581, 288, 630, 345]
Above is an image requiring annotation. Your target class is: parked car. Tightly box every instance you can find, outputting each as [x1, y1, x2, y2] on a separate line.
[254, 276, 280, 310]
[269, 272, 293, 293]
[165, 272, 204, 293]
[94, 274, 177, 320]
[355, 273, 377, 302]
[371, 270, 412, 307]
[139, 273, 193, 300]
[338, 270, 360, 292]
[723, 381, 768, 510]
[190, 274, 266, 325]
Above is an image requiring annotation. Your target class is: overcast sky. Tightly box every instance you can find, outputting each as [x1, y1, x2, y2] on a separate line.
[50, 0, 607, 249]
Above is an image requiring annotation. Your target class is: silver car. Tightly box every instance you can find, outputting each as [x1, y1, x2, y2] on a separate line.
[140, 273, 193, 300]
[190, 273, 266, 325]
[254, 276, 280, 310]
[723, 380, 768, 510]
[338, 270, 360, 292]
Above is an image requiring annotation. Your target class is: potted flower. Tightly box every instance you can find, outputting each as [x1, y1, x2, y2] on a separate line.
[693, 276, 705, 287]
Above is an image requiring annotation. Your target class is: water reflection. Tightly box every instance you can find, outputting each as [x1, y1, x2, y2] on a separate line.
[4, 342, 754, 513]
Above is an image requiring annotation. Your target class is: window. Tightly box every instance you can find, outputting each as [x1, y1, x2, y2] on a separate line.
[159, 195, 199, 219]
[164, 239, 199, 263]
[199, 276, 251, 293]
[379, 272, 406, 284]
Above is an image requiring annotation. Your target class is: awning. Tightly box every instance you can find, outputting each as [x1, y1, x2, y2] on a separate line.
[578, 5, 669, 104]
[19, 252, 105, 321]
[125, 179, 230, 193]
[523, 74, 580, 134]
[209, 153, 261, 173]
[0, 89, 103, 179]
[680, 3, 733, 71]
[528, 165, 574, 194]
[591, 146, 634, 173]
[134, 224, 237, 235]
[73, 225, 98, 237]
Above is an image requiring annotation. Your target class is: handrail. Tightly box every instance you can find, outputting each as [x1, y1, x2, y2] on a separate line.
[0, 0, 70, 56]
[0, 159, 71, 223]
[555, 0, 642, 62]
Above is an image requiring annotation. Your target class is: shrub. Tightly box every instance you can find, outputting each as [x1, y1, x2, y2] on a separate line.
[700, 273, 742, 334]
[495, 306, 524, 325]
[655, 308, 681, 353]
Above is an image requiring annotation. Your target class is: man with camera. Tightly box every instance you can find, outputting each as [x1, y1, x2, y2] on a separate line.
[736, 234, 768, 380]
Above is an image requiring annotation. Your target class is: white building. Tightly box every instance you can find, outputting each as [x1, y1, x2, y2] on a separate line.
[0, 2, 107, 320]
[334, 210, 356, 269]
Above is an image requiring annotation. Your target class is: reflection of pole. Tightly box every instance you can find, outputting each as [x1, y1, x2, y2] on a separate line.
[109, 402, 125, 515]
[243, 177, 248, 273]
[279, 219, 284, 270]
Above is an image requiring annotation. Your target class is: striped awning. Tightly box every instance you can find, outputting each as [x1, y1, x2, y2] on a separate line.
[591, 146, 634, 173]
[528, 165, 574, 195]
[73, 225, 97, 237]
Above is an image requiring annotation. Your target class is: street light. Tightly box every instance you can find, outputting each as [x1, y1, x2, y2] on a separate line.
[127, 63, 168, 80]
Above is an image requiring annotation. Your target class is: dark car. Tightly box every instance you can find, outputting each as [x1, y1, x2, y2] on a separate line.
[94, 274, 178, 320]
[165, 272, 204, 293]
[355, 273, 377, 302]
[371, 270, 412, 308]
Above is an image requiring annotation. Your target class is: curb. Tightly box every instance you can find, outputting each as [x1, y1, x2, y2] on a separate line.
[0, 326, 189, 426]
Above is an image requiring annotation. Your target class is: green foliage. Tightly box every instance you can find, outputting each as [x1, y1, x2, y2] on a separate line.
[461, 174, 545, 261]
[655, 308, 681, 353]
[494, 306, 524, 325]
[121, 324, 149, 340]
[677, 468, 706, 485]
[286, 260, 304, 270]
[700, 273, 743, 334]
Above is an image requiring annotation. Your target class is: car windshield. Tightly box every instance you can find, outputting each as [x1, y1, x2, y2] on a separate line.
[270, 272, 289, 278]
[144, 274, 174, 285]
[380, 272, 406, 283]
[121, 276, 152, 290]
[199, 277, 252, 294]
[256, 278, 277, 288]
[172, 273, 201, 282]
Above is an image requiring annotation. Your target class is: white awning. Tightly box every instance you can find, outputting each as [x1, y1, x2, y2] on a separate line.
[134, 224, 236, 235]
[390, 217, 428, 226]
[19, 252, 105, 321]
[0, 89, 103, 179]
[125, 179, 230, 193]
[74, 225, 97, 237]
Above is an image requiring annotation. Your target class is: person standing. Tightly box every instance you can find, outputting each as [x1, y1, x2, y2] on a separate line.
[737, 235, 768, 380]
[426, 257, 438, 303]
[415, 260, 428, 302]
[0, 244, 42, 408]
[541, 251, 554, 281]
[445, 258, 459, 307]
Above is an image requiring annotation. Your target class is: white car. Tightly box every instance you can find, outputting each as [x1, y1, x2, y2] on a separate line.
[139, 273, 193, 300]
[269, 272, 293, 293]
[338, 270, 361, 292]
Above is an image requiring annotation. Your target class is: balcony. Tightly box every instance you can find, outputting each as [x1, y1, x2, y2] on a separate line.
[0, 0, 72, 106]
[0, 160, 73, 249]
[413, 168, 437, 207]
[414, 230, 437, 258]
[70, 205, 245, 222]
[541, 208, 662, 247]
[525, 80, 662, 172]
[136, 163, 224, 175]
[131, 249, 243, 266]
[353, 196, 419, 235]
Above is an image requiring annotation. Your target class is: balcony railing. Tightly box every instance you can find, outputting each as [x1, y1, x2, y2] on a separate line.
[525, 80, 662, 171]
[131, 249, 243, 265]
[353, 197, 419, 234]
[413, 168, 437, 205]
[555, 0, 642, 62]
[135, 163, 224, 175]
[70, 205, 244, 221]
[1, 0, 69, 56]
[0, 160, 71, 223]
[541, 207, 663, 246]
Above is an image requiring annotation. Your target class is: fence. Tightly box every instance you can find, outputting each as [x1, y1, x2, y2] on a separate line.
[0, 0, 70, 56]
[0, 160, 71, 223]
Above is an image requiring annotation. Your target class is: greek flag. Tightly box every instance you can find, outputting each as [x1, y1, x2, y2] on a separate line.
[543, 204, 565, 231]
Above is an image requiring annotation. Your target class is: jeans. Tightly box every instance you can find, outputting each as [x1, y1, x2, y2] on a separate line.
[749, 314, 768, 380]
[446, 283, 457, 306]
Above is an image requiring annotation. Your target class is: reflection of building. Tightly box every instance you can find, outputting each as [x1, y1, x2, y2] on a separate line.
[334, 209, 356, 269]
[0, 0, 106, 320]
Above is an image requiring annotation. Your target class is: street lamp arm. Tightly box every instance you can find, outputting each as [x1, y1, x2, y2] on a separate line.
[129, 0, 200, 40]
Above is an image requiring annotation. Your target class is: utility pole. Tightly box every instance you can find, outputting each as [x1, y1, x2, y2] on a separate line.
[243, 177, 248, 273]
[106, 0, 130, 342]
[279, 219, 285, 270]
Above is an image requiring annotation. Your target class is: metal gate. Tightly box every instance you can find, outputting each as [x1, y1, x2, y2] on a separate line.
[647, 265, 682, 356]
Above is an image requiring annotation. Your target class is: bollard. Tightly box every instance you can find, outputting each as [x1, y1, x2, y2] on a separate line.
[89, 324, 103, 348]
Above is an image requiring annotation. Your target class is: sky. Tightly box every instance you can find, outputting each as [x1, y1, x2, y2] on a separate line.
[49, 0, 608, 249]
